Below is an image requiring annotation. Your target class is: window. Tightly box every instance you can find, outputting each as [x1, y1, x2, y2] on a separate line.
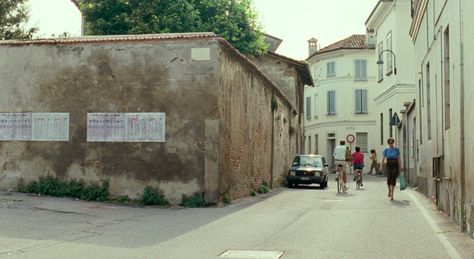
[314, 94, 319, 118]
[355, 89, 368, 114]
[354, 59, 367, 81]
[386, 32, 393, 74]
[426, 63, 432, 140]
[356, 132, 368, 153]
[305, 96, 312, 120]
[327, 62, 335, 77]
[418, 78, 423, 144]
[389, 108, 393, 137]
[315, 134, 319, 154]
[307, 136, 312, 154]
[380, 113, 384, 145]
[327, 91, 336, 115]
[444, 27, 450, 130]
[378, 42, 383, 81]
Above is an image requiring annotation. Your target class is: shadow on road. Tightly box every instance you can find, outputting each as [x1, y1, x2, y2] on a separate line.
[390, 199, 411, 207]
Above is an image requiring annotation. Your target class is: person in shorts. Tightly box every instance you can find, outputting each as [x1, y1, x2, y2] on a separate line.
[368, 149, 378, 175]
[352, 146, 364, 186]
[333, 140, 348, 190]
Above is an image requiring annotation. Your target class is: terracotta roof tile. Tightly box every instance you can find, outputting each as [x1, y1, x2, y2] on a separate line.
[307, 34, 368, 59]
[0, 32, 217, 46]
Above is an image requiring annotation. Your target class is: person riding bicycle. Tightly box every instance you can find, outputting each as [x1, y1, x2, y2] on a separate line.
[352, 146, 364, 187]
[333, 140, 348, 191]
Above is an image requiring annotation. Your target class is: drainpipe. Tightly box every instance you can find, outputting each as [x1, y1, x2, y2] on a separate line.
[459, 0, 466, 231]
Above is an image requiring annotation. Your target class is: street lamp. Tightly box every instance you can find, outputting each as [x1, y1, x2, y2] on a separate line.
[376, 49, 397, 75]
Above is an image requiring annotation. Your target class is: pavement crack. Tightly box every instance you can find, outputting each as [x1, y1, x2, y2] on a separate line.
[33, 206, 91, 216]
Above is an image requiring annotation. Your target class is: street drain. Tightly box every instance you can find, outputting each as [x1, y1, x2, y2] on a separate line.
[219, 250, 284, 258]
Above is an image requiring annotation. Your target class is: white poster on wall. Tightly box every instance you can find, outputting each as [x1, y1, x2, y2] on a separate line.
[0, 113, 69, 141]
[87, 113, 165, 142]
[126, 113, 165, 142]
[32, 113, 69, 141]
[87, 113, 126, 142]
[0, 113, 32, 141]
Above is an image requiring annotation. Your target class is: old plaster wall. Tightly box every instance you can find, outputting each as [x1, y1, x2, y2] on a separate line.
[0, 38, 220, 204]
[272, 108, 295, 187]
[217, 46, 294, 199]
[249, 55, 301, 187]
[250, 55, 297, 106]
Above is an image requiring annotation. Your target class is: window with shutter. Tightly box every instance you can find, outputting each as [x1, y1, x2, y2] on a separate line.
[378, 42, 383, 81]
[355, 89, 367, 114]
[306, 96, 312, 119]
[355, 60, 367, 81]
[327, 91, 336, 115]
[327, 62, 335, 77]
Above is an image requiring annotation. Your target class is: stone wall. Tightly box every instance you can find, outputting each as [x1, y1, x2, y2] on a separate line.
[0, 36, 220, 204]
[217, 45, 295, 200]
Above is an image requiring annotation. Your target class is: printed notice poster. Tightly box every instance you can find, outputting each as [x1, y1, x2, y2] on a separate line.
[0, 113, 32, 141]
[87, 113, 165, 142]
[0, 113, 69, 141]
[87, 113, 126, 142]
[32, 113, 69, 141]
[126, 113, 165, 142]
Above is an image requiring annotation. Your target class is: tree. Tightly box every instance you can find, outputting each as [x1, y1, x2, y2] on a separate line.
[76, 0, 267, 55]
[0, 0, 37, 40]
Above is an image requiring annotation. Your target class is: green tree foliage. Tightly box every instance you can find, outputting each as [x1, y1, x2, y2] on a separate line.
[0, 0, 37, 39]
[77, 0, 267, 55]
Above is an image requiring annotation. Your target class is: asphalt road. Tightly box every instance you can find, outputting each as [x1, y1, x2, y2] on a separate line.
[1, 174, 474, 259]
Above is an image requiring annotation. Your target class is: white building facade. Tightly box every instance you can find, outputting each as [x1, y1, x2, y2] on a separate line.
[304, 35, 378, 171]
[410, 0, 474, 236]
[365, 0, 416, 181]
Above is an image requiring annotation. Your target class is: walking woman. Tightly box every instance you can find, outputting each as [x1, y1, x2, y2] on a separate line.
[381, 137, 403, 200]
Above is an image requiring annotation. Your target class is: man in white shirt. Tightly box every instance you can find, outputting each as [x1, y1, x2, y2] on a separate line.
[333, 140, 348, 190]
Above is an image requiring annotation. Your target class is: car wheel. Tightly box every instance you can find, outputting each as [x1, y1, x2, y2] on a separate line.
[320, 180, 327, 189]
[322, 178, 328, 189]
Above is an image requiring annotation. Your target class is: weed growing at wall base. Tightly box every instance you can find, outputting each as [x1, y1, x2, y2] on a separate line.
[15, 176, 110, 202]
[181, 193, 206, 208]
[138, 186, 168, 206]
[258, 181, 270, 194]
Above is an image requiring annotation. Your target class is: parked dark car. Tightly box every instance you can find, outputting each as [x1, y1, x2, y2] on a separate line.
[286, 154, 329, 188]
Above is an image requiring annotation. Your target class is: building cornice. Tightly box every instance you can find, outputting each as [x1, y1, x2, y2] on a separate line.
[409, 0, 428, 42]
[307, 48, 375, 65]
[365, 1, 393, 31]
[305, 120, 376, 130]
[374, 83, 416, 105]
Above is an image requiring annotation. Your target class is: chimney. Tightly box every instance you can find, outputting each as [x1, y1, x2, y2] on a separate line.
[308, 38, 319, 57]
[366, 28, 376, 48]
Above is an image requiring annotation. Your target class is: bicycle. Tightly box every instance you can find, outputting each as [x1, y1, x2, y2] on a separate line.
[354, 169, 362, 190]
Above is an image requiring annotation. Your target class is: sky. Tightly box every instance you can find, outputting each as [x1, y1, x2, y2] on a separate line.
[27, 0, 380, 60]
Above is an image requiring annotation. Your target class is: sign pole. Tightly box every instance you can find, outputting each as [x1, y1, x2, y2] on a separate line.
[346, 134, 355, 175]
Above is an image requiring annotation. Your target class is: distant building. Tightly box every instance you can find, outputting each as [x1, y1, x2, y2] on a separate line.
[305, 34, 377, 170]
[365, 0, 416, 179]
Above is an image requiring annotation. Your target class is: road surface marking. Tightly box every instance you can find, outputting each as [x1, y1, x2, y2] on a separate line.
[219, 250, 284, 258]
